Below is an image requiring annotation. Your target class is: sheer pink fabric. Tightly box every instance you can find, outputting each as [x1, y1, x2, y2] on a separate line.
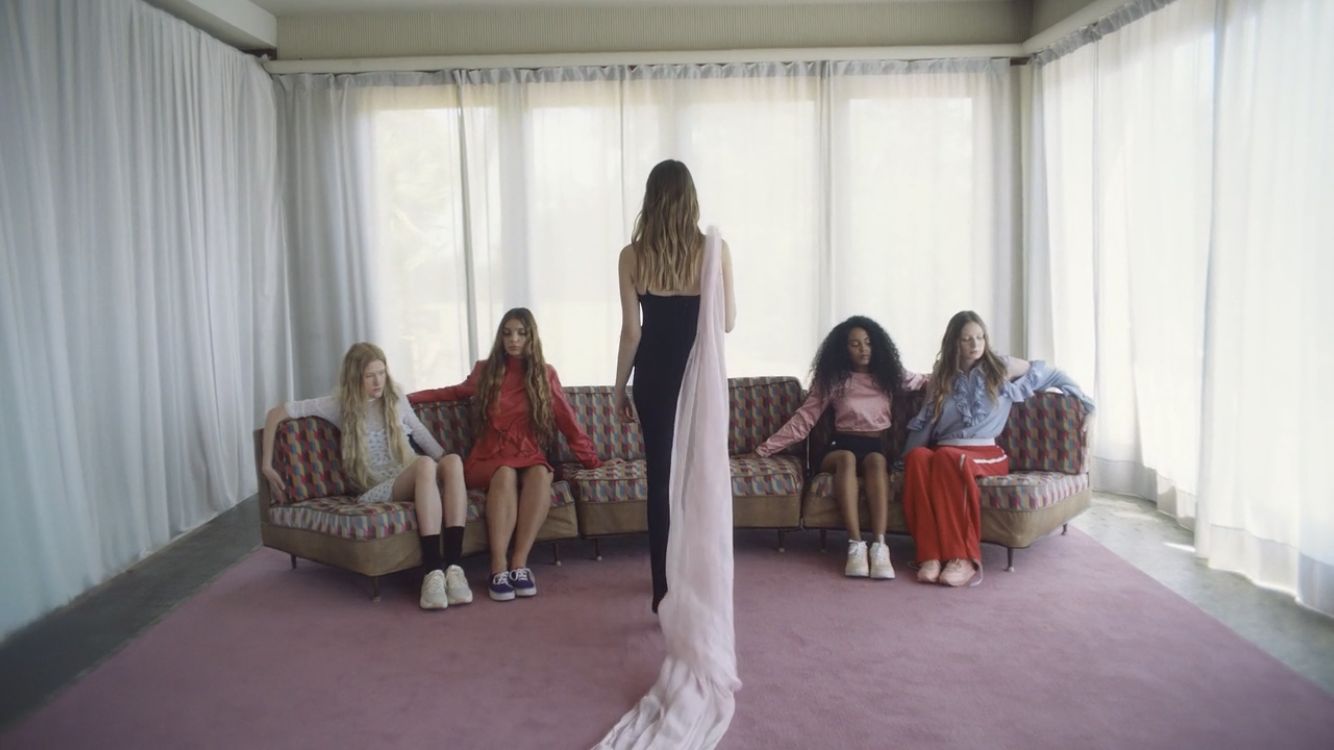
[594, 228, 740, 749]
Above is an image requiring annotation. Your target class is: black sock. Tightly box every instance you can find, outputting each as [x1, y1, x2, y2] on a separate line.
[420, 534, 442, 572]
[442, 526, 465, 568]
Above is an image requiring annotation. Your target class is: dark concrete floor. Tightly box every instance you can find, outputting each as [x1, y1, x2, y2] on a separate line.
[1, 492, 1330, 733]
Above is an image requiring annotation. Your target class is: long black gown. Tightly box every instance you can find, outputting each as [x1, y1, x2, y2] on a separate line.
[632, 291, 700, 611]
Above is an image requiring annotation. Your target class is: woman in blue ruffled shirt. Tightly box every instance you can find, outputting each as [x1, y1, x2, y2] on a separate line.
[901, 311, 1093, 587]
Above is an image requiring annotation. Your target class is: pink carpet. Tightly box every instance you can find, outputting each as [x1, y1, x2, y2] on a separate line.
[5, 529, 1333, 749]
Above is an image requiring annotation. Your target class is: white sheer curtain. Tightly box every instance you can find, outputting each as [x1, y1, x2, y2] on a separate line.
[274, 60, 1017, 389]
[274, 73, 473, 397]
[1029, 0, 1334, 613]
[0, 0, 289, 637]
[1197, 0, 1334, 613]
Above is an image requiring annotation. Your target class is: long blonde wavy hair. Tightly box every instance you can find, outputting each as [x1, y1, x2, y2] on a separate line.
[927, 311, 1008, 423]
[631, 159, 704, 293]
[335, 342, 411, 489]
[475, 308, 556, 450]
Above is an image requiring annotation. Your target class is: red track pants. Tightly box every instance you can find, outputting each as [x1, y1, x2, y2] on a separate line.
[902, 445, 1009, 564]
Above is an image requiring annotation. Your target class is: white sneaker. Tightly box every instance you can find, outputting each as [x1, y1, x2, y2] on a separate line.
[419, 569, 448, 610]
[444, 564, 473, 605]
[845, 540, 869, 578]
[869, 542, 895, 579]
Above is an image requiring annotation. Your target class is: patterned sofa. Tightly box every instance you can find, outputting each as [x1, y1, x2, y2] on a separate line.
[253, 400, 578, 599]
[800, 389, 1092, 570]
[553, 377, 807, 556]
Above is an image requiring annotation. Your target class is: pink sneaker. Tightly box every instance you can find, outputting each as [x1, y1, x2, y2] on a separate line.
[916, 559, 942, 584]
[940, 559, 976, 587]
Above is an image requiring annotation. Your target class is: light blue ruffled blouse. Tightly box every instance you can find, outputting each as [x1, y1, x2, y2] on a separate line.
[900, 358, 1094, 457]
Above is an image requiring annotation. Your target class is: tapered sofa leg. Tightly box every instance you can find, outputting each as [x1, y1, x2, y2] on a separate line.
[1062, 523, 1069, 535]
[369, 576, 381, 602]
[552, 542, 562, 566]
[819, 529, 827, 552]
[1005, 548, 1015, 572]
[593, 538, 603, 561]
[776, 529, 786, 553]
[289, 553, 297, 569]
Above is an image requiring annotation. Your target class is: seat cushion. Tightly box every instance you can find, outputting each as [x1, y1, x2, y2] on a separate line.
[978, 472, 1090, 510]
[566, 461, 648, 504]
[268, 497, 417, 540]
[729, 455, 803, 498]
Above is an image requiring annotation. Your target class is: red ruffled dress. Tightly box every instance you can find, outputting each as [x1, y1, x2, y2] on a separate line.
[410, 358, 601, 489]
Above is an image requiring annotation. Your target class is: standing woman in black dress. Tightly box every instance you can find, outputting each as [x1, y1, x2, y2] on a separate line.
[613, 160, 736, 613]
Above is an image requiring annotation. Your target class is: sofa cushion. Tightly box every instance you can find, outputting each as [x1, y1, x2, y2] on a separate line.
[729, 455, 804, 498]
[996, 393, 1090, 474]
[728, 376, 805, 455]
[272, 417, 355, 504]
[566, 461, 648, 504]
[977, 472, 1090, 510]
[411, 400, 476, 457]
[465, 479, 577, 520]
[550, 386, 643, 463]
[268, 497, 416, 540]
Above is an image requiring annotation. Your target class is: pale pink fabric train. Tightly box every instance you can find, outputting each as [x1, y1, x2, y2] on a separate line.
[594, 227, 741, 749]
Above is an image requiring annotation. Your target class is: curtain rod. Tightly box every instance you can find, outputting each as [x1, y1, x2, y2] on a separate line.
[262, 45, 1027, 75]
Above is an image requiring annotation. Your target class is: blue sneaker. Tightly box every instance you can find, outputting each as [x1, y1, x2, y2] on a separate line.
[488, 570, 515, 602]
[509, 567, 537, 598]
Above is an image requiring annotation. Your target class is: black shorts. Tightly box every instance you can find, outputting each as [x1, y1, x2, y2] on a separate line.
[828, 433, 885, 464]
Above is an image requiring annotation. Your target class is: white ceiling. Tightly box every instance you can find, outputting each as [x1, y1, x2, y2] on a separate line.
[251, 0, 1005, 14]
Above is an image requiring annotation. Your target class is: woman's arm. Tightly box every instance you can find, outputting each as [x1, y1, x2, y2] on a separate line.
[755, 388, 829, 457]
[549, 366, 601, 468]
[400, 396, 445, 460]
[409, 362, 482, 405]
[612, 245, 642, 422]
[899, 401, 936, 459]
[1005, 356, 1032, 381]
[260, 404, 290, 501]
[722, 239, 736, 334]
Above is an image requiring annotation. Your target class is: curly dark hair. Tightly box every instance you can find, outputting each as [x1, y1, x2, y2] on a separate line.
[810, 315, 907, 404]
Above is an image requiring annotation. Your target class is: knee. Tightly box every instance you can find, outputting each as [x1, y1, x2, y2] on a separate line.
[437, 453, 463, 474]
[490, 467, 518, 493]
[863, 453, 888, 474]
[829, 450, 856, 474]
[414, 456, 435, 478]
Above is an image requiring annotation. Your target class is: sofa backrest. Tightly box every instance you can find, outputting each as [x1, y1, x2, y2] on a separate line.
[270, 416, 355, 504]
[551, 385, 645, 463]
[411, 400, 476, 457]
[728, 376, 805, 455]
[997, 392, 1091, 474]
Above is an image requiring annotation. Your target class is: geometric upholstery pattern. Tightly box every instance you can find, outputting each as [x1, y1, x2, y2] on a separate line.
[551, 386, 643, 463]
[997, 392, 1091, 474]
[727, 376, 805, 455]
[977, 471, 1091, 510]
[729, 455, 804, 498]
[267, 497, 416, 540]
[410, 400, 475, 458]
[271, 417, 354, 505]
[565, 460, 649, 505]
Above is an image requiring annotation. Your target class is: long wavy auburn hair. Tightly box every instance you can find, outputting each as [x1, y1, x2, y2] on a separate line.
[475, 308, 556, 450]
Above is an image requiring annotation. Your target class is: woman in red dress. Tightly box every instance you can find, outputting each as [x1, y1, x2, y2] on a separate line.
[410, 308, 601, 602]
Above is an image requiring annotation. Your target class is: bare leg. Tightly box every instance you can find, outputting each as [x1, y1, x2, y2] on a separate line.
[436, 454, 468, 527]
[863, 453, 890, 538]
[510, 465, 553, 570]
[485, 467, 519, 574]
[392, 456, 441, 534]
[822, 450, 860, 540]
